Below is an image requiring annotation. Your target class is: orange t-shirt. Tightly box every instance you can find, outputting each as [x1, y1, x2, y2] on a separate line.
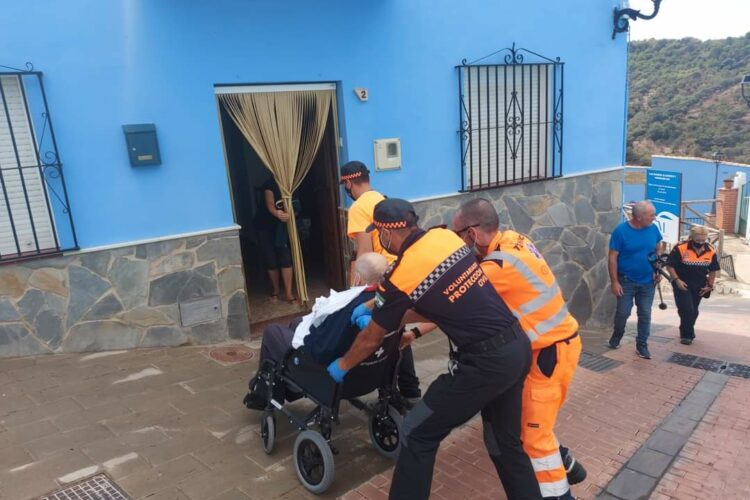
[347, 190, 396, 264]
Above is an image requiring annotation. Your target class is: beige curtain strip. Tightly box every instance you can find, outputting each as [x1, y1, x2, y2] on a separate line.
[220, 89, 333, 304]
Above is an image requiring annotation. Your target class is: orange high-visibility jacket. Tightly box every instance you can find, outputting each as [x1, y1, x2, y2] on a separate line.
[481, 230, 578, 350]
[674, 241, 716, 267]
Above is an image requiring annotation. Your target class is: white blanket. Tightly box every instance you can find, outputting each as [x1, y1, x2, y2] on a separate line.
[291, 286, 366, 348]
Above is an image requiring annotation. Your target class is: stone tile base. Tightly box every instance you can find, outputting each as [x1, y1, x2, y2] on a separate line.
[0, 229, 249, 357]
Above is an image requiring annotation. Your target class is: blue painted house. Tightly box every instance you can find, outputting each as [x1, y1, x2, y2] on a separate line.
[0, 0, 630, 357]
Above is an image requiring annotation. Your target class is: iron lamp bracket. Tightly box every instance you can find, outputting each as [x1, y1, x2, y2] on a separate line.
[612, 0, 662, 39]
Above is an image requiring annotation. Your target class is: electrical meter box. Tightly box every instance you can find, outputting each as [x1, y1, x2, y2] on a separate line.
[123, 124, 161, 166]
[373, 138, 401, 171]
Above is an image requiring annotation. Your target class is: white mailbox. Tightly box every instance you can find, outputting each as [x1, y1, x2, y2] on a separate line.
[373, 138, 401, 171]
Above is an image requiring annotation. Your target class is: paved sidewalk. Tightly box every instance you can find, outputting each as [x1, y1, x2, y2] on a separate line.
[1, 295, 749, 499]
[346, 295, 750, 500]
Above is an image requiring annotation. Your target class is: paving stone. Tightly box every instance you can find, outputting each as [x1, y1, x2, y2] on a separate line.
[548, 202, 574, 227]
[35, 309, 65, 349]
[0, 267, 31, 298]
[190, 319, 227, 345]
[660, 415, 698, 437]
[645, 429, 687, 456]
[24, 423, 115, 459]
[592, 181, 613, 211]
[568, 280, 592, 325]
[18, 288, 66, 323]
[28, 268, 68, 297]
[671, 400, 709, 422]
[0, 322, 48, 357]
[81, 293, 123, 322]
[80, 251, 111, 277]
[62, 321, 141, 353]
[626, 448, 673, 478]
[503, 196, 534, 235]
[0, 298, 21, 321]
[684, 388, 719, 407]
[177, 455, 264, 499]
[141, 326, 189, 347]
[702, 371, 729, 385]
[605, 469, 658, 500]
[109, 257, 149, 309]
[66, 265, 111, 327]
[117, 454, 207, 499]
[196, 236, 242, 268]
[151, 251, 195, 276]
[119, 306, 172, 327]
[227, 291, 250, 340]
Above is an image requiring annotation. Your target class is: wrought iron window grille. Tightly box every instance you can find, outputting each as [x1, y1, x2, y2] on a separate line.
[457, 44, 563, 192]
[0, 62, 78, 264]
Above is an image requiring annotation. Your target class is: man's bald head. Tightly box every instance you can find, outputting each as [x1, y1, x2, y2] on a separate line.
[354, 252, 388, 285]
[454, 198, 499, 233]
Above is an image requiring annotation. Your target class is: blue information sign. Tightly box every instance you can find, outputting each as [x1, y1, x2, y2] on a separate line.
[646, 169, 682, 244]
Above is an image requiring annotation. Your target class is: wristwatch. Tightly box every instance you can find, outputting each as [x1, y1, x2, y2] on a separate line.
[410, 326, 422, 339]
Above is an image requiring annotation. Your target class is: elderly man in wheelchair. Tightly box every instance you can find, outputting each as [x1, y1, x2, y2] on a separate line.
[242, 252, 413, 493]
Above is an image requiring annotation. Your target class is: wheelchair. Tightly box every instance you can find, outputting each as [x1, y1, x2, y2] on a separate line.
[243, 328, 404, 494]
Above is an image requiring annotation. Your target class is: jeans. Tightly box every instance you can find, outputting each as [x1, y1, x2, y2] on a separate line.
[611, 276, 656, 347]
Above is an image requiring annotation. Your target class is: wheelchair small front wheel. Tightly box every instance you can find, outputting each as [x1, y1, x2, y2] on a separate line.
[369, 405, 403, 460]
[293, 430, 335, 494]
[261, 411, 275, 454]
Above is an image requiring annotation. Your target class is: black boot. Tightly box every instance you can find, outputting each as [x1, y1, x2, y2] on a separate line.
[560, 446, 587, 485]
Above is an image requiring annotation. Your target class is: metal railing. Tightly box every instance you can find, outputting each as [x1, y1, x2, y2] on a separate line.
[0, 63, 77, 263]
[457, 44, 563, 192]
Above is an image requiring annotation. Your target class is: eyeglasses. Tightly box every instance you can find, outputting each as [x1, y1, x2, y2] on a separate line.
[454, 223, 480, 236]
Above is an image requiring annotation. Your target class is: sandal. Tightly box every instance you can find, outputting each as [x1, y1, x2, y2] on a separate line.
[285, 296, 297, 304]
[266, 294, 279, 303]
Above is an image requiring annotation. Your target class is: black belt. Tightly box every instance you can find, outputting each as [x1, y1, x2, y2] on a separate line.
[457, 322, 523, 355]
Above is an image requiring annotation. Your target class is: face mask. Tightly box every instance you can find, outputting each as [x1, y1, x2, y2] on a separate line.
[378, 229, 392, 254]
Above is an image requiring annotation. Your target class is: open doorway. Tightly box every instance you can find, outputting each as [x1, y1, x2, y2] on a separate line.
[217, 85, 347, 327]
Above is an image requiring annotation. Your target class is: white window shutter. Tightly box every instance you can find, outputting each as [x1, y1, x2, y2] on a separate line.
[461, 64, 553, 189]
[0, 75, 57, 258]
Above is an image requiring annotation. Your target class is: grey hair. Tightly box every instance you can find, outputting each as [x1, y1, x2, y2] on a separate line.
[354, 252, 388, 284]
[631, 200, 655, 220]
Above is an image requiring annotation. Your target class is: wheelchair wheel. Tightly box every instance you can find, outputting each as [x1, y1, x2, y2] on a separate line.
[369, 405, 403, 460]
[261, 411, 275, 454]
[293, 430, 335, 494]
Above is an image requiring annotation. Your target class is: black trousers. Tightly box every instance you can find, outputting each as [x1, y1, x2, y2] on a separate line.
[389, 331, 541, 500]
[672, 284, 703, 340]
[397, 346, 421, 398]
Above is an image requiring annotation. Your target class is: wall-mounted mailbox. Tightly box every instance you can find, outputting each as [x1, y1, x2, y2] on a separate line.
[123, 123, 161, 166]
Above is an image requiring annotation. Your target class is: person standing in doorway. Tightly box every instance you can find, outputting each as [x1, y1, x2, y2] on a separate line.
[666, 226, 719, 345]
[607, 200, 663, 359]
[255, 176, 296, 304]
[340, 161, 421, 404]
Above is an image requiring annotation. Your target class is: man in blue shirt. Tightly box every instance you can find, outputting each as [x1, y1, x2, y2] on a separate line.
[608, 201, 663, 359]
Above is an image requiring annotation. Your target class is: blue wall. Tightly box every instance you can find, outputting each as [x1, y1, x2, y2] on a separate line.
[651, 156, 750, 215]
[1, 0, 628, 249]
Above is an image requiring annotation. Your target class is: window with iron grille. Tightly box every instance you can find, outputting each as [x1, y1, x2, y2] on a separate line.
[0, 64, 77, 263]
[458, 44, 564, 191]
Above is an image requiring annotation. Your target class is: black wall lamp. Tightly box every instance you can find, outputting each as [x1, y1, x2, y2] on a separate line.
[612, 0, 663, 39]
[742, 75, 750, 108]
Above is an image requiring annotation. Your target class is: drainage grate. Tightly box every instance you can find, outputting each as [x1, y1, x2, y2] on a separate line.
[578, 351, 624, 373]
[39, 474, 130, 500]
[667, 353, 750, 379]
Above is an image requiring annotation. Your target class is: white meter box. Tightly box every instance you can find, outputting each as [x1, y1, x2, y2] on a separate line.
[373, 138, 401, 171]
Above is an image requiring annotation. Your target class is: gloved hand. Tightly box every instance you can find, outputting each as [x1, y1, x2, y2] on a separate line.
[327, 358, 349, 383]
[350, 303, 371, 324]
[355, 315, 372, 330]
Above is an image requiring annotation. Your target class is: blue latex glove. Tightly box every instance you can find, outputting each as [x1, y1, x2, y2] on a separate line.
[355, 315, 372, 330]
[327, 358, 349, 383]
[350, 303, 371, 324]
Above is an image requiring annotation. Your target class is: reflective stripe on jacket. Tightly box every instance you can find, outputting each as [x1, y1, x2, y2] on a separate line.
[481, 231, 578, 349]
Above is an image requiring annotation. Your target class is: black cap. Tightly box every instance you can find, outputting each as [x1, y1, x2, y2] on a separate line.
[339, 161, 370, 184]
[365, 198, 418, 232]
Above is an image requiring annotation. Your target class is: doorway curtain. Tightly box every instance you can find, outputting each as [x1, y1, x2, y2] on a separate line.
[220, 90, 333, 304]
